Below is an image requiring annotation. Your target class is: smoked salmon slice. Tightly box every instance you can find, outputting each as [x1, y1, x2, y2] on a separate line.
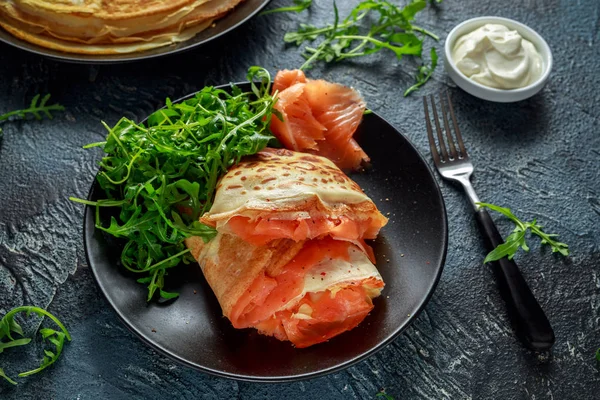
[186, 234, 384, 348]
[272, 69, 307, 93]
[269, 83, 326, 151]
[225, 215, 383, 247]
[270, 70, 370, 170]
[255, 283, 380, 348]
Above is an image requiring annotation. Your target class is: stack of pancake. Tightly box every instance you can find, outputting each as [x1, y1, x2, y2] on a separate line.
[0, 0, 244, 54]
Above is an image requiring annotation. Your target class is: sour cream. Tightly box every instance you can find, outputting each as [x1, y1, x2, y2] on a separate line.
[451, 24, 543, 90]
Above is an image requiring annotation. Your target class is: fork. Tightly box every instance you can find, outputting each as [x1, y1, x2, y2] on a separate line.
[423, 93, 555, 351]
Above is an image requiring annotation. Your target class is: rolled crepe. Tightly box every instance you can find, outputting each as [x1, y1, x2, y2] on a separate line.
[201, 148, 388, 248]
[186, 234, 384, 348]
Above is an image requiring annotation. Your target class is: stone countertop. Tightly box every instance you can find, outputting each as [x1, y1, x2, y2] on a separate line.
[0, 0, 599, 399]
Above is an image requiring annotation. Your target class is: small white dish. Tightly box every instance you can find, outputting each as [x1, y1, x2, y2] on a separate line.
[444, 16, 553, 103]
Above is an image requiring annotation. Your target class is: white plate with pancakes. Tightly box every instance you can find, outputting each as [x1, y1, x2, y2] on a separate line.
[0, 0, 271, 63]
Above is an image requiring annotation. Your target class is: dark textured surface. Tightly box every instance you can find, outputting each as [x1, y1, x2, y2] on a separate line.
[0, 0, 599, 398]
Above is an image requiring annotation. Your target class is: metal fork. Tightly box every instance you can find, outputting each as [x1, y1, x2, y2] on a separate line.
[423, 93, 555, 351]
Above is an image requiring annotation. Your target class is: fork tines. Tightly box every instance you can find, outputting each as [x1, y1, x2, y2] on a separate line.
[423, 93, 468, 164]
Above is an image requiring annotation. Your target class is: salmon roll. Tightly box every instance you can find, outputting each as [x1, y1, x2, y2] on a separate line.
[200, 148, 388, 249]
[185, 234, 384, 348]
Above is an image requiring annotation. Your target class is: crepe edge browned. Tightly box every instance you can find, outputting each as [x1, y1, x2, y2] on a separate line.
[185, 234, 305, 319]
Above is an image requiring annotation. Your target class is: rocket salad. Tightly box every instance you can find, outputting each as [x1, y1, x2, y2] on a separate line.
[71, 67, 279, 301]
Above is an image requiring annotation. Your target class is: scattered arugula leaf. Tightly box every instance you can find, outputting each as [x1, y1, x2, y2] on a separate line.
[0, 368, 16, 385]
[376, 391, 395, 400]
[18, 329, 67, 377]
[0, 306, 71, 385]
[260, 0, 312, 16]
[596, 348, 600, 362]
[0, 94, 64, 123]
[476, 203, 570, 263]
[0, 94, 64, 138]
[71, 67, 278, 301]
[403, 47, 437, 96]
[283, 0, 439, 95]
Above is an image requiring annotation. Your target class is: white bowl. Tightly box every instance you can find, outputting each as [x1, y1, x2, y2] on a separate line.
[444, 16, 553, 103]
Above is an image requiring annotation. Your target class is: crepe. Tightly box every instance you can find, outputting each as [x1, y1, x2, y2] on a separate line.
[186, 234, 384, 348]
[0, 18, 216, 54]
[200, 148, 388, 247]
[0, 0, 245, 54]
[187, 147, 387, 347]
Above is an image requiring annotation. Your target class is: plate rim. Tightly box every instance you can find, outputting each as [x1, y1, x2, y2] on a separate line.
[0, 0, 271, 64]
[83, 82, 448, 382]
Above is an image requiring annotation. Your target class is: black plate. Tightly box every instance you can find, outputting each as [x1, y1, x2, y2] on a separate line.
[84, 83, 448, 382]
[0, 0, 270, 64]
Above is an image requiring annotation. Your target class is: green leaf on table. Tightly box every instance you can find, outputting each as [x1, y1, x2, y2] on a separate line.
[0, 306, 71, 384]
[403, 47, 438, 96]
[0, 94, 64, 138]
[284, 24, 320, 45]
[477, 203, 570, 263]
[260, 0, 312, 16]
[483, 230, 527, 263]
[0, 367, 17, 385]
[0, 314, 24, 342]
[283, 0, 440, 94]
[0, 94, 64, 123]
[18, 329, 67, 377]
[0, 338, 32, 353]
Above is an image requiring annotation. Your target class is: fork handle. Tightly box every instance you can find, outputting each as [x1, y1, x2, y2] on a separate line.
[475, 208, 555, 351]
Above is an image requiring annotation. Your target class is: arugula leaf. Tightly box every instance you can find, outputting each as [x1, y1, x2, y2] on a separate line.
[0, 367, 16, 385]
[376, 392, 395, 400]
[0, 94, 64, 123]
[403, 47, 438, 96]
[482, 230, 527, 263]
[0, 338, 32, 353]
[159, 289, 180, 300]
[71, 67, 278, 301]
[0, 306, 71, 385]
[284, 0, 439, 95]
[0, 94, 64, 138]
[477, 203, 570, 263]
[18, 329, 67, 377]
[260, 0, 312, 16]
[596, 348, 600, 362]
